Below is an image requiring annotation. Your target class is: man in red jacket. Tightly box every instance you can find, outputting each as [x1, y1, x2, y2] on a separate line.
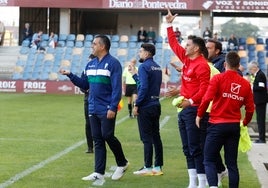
[196, 51, 255, 188]
[166, 9, 210, 188]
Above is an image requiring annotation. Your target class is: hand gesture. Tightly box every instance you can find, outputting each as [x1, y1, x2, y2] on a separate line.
[128, 64, 137, 75]
[59, 69, 70, 75]
[165, 8, 178, 23]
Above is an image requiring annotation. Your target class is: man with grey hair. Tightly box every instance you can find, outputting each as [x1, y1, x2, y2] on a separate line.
[248, 61, 268, 143]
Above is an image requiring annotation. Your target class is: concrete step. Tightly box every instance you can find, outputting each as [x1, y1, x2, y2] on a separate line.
[0, 46, 21, 79]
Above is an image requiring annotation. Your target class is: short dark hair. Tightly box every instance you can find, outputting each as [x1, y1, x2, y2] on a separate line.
[188, 35, 208, 59]
[94, 35, 111, 51]
[225, 51, 240, 68]
[141, 43, 155, 56]
[207, 38, 222, 53]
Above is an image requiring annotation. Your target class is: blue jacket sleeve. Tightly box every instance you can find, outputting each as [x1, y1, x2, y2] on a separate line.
[67, 72, 89, 91]
[109, 60, 122, 112]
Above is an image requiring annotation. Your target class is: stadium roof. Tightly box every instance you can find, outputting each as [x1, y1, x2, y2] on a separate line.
[0, 0, 267, 11]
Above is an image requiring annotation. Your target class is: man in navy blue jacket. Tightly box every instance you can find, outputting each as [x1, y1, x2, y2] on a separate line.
[60, 35, 128, 182]
[129, 43, 163, 176]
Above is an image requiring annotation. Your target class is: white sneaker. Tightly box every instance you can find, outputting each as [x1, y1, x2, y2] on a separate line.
[111, 162, 129, 180]
[81, 172, 104, 181]
[152, 166, 163, 176]
[133, 167, 153, 176]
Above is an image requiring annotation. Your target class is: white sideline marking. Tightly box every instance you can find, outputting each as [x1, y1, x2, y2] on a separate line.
[0, 140, 85, 188]
[160, 116, 170, 129]
[0, 116, 128, 188]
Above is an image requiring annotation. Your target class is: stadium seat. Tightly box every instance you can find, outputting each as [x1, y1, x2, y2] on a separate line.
[256, 44, 264, 51]
[256, 38, 264, 44]
[46, 47, 55, 54]
[20, 47, 29, 54]
[49, 72, 58, 80]
[57, 40, 65, 47]
[111, 42, 119, 48]
[40, 41, 48, 48]
[119, 42, 128, 48]
[84, 41, 92, 48]
[73, 48, 83, 55]
[238, 37, 246, 45]
[76, 34, 85, 41]
[85, 34, 93, 41]
[238, 50, 247, 57]
[12, 73, 23, 80]
[66, 41, 74, 48]
[247, 44, 255, 51]
[117, 48, 127, 56]
[155, 42, 163, 49]
[257, 51, 265, 58]
[67, 34, 76, 41]
[22, 40, 30, 47]
[59, 34, 67, 41]
[64, 48, 72, 56]
[246, 37, 256, 45]
[22, 71, 32, 80]
[120, 35, 129, 42]
[128, 42, 136, 48]
[155, 36, 163, 43]
[129, 35, 137, 42]
[75, 41, 83, 48]
[41, 34, 49, 41]
[111, 35, 120, 42]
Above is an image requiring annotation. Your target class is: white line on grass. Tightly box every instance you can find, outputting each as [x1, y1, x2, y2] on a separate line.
[0, 116, 128, 188]
[160, 116, 170, 129]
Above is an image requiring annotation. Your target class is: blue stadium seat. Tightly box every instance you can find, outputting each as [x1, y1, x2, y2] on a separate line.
[238, 37, 246, 45]
[257, 51, 265, 58]
[12, 73, 23, 80]
[41, 34, 49, 41]
[247, 44, 256, 51]
[155, 42, 162, 49]
[66, 41, 74, 48]
[84, 41, 92, 48]
[31, 71, 40, 80]
[40, 41, 48, 48]
[59, 34, 67, 41]
[39, 72, 49, 80]
[46, 47, 55, 54]
[22, 40, 30, 47]
[129, 35, 137, 42]
[155, 36, 163, 43]
[22, 72, 32, 80]
[256, 38, 264, 44]
[75, 41, 83, 48]
[111, 42, 119, 48]
[119, 42, 128, 48]
[67, 34, 76, 41]
[128, 42, 136, 48]
[57, 40, 65, 47]
[85, 34, 93, 41]
[20, 47, 29, 54]
[111, 35, 120, 42]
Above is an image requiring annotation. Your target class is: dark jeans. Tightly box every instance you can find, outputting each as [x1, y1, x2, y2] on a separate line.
[89, 113, 127, 174]
[137, 104, 163, 168]
[256, 103, 267, 141]
[178, 106, 205, 174]
[204, 123, 240, 188]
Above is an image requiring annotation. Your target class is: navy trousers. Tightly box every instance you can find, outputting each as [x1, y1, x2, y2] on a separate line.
[89, 113, 127, 174]
[204, 123, 240, 188]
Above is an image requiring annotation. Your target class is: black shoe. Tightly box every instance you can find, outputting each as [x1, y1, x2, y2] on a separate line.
[85, 148, 94, 153]
[254, 139, 266, 144]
